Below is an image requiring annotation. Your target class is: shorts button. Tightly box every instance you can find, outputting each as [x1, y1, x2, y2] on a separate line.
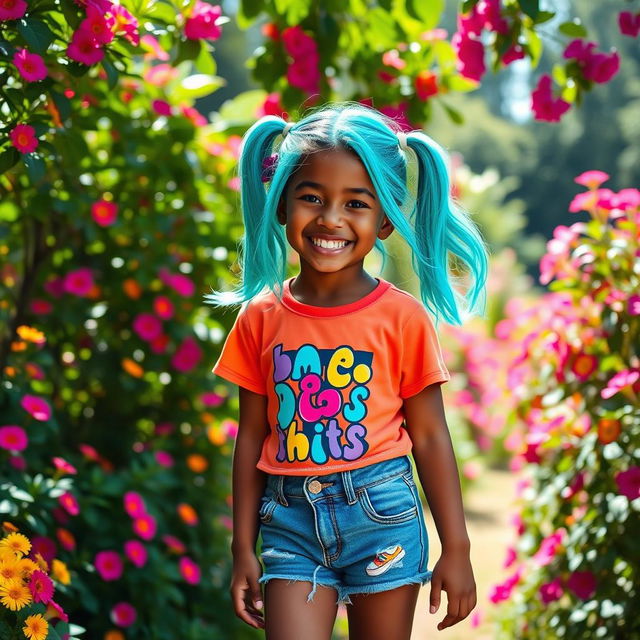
[308, 480, 322, 494]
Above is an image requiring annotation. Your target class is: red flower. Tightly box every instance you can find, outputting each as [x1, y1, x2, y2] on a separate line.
[9, 124, 38, 153]
[415, 70, 438, 100]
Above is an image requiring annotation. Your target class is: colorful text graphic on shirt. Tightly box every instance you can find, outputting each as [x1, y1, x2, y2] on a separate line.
[273, 344, 373, 465]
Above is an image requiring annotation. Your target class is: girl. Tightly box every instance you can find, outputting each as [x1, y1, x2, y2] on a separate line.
[206, 102, 488, 639]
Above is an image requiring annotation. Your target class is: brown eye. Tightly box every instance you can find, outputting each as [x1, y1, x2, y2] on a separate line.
[348, 200, 369, 209]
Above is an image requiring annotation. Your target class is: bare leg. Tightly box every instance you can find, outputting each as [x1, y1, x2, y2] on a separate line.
[346, 583, 421, 640]
[264, 579, 339, 640]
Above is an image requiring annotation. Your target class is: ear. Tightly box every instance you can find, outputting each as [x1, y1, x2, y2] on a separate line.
[377, 214, 394, 240]
[276, 198, 287, 225]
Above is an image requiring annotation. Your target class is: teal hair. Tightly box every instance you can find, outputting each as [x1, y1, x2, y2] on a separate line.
[204, 102, 489, 326]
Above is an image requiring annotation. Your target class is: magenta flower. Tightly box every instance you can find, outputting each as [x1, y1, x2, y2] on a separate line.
[219, 515, 232, 531]
[563, 39, 620, 84]
[567, 570, 596, 600]
[162, 534, 186, 554]
[21, 394, 52, 421]
[0, 425, 28, 452]
[63, 267, 94, 296]
[124, 540, 148, 568]
[132, 313, 163, 341]
[539, 578, 563, 604]
[28, 570, 54, 603]
[79, 4, 115, 45]
[575, 170, 609, 189]
[111, 602, 137, 627]
[0, 0, 26, 20]
[451, 32, 485, 81]
[184, 1, 223, 40]
[200, 392, 225, 407]
[46, 599, 68, 622]
[67, 28, 104, 65]
[95, 550, 124, 581]
[171, 335, 203, 373]
[378, 102, 412, 132]
[154, 450, 174, 467]
[52, 457, 77, 474]
[9, 456, 26, 470]
[152, 99, 172, 116]
[287, 55, 321, 94]
[628, 295, 640, 316]
[144, 63, 178, 87]
[111, 3, 139, 46]
[30, 536, 57, 564]
[133, 513, 157, 540]
[9, 124, 38, 153]
[179, 556, 201, 585]
[531, 75, 570, 122]
[502, 43, 525, 65]
[140, 34, 169, 61]
[91, 199, 118, 226]
[601, 369, 640, 399]
[488, 565, 523, 603]
[257, 92, 285, 118]
[618, 11, 640, 37]
[222, 419, 238, 439]
[615, 467, 640, 501]
[159, 268, 195, 296]
[502, 545, 517, 569]
[59, 492, 80, 516]
[13, 48, 47, 82]
[123, 491, 147, 518]
[154, 422, 175, 436]
[533, 529, 566, 567]
[30, 300, 53, 315]
[281, 25, 317, 57]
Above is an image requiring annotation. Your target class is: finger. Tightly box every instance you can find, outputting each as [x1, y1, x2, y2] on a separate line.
[233, 585, 263, 629]
[429, 578, 442, 614]
[437, 597, 461, 630]
[251, 582, 264, 612]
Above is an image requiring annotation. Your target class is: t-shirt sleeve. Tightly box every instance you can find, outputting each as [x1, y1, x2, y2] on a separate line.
[211, 305, 266, 395]
[399, 305, 451, 398]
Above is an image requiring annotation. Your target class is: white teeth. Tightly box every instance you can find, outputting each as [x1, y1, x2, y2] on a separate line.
[311, 237, 348, 249]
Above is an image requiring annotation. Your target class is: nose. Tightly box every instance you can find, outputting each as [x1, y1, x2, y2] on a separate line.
[317, 203, 343, 228]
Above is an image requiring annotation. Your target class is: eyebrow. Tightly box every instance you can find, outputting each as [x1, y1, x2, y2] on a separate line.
[293, 180, 376, 200]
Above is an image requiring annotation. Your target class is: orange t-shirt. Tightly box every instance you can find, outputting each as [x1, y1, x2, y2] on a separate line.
[212, 277, 450, 476]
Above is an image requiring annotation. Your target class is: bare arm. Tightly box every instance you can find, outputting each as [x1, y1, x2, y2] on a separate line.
[229, 386, 269, 628]
[403, 382, 477, 630]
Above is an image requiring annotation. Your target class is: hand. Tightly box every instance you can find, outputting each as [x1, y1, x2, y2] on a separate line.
[230, 550, 265, 629]
[429, 548, 477, 631]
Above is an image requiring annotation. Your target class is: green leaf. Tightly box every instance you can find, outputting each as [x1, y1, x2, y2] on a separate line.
[446, 74, 479, 92]
[407, 0, 444, 30]
[171, 74, 225, 102]
[365, 7, 398, 49]
[534, 10, 556, 24]
[217, 90, 268, 126]
[237, 0, 266, 27]
[0, 147, 20, 175]
[23, 153, 45, 184]
[440, 101, 464, 124]
[519, 0, 539, 20]
[174, 37, 202, 66]
[558, 20, 587, 38]
[50, 89, 72, 121]
[194, 43, 217, 75]
[102, 58, 119, 90]
[524, 27, 542, 67]
[274, 0, 312, 23]
[59, 0, 82, 29]
[143, 0, 179, 24]
[16, 18, 56, 54]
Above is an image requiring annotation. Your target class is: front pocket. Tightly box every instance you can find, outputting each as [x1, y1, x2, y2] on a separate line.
[358, 474, 418, 524]
[259, 496, 278, 524]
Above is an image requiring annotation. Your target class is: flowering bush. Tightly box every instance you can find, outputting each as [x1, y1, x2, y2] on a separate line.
[0, 526, 76, 640]
[486, 172, 639, 638]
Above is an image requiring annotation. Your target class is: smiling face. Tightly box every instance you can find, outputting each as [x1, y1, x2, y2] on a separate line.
[277, 147, 393, 278]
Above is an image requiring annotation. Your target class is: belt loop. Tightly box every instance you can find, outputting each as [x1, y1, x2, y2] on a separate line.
[342, 469, 358, 505]
[275, 475, 288, 506]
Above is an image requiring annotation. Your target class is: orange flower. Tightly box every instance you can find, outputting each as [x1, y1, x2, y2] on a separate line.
[122, 358, 144, 378]
[123, 278, 142, 299]
[51, 559, 70, 585]
[207, 424, 225, 446]
[16, 325, 46, 344]
[186, 454, 208, 473]
[105, 630, 126, 640]
[597, 418, 621, 444]
[177, 503, 199, 526]
[2, 522, 18, 534]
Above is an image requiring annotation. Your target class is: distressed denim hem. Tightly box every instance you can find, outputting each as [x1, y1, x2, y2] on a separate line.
[258, 570, 343, 604]
[337, 569, 433, 605]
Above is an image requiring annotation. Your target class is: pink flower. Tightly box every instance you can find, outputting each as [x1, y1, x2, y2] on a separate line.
[28, 570, 54, 603]
[563, 39, 620, 84]
[9, 124, 38, 153]
[382, 49, 406, 70]
[30, 536, 57, 565]
[539, 578, 563, 603]
[0, 425, 28, 452]
[379, 102, 412, 132]
[111, 3, 139, 46]
[123, 491, 147, 518]
[0, 0, 26, 20]
[171, 335, 203, 373]
[52, 457, 77, 474]
[140, 34, 169, 61]
[80, 4, 115, 45]
[179, 556, 201, 584]
[451, 32, 485, 81]
[9, 455, 26, 470]
[159, 268, 195, 296]
[531, 75, 570, 122]
[488, 565, 523, 603]
[628, 295, 640, 316]
[569, 190, 598, 213]
[533, 529, 565, 567]
[133, 513, 157, 540]
[219, 515, 233, 531]
[30, 300, 53, 315]
[181, 104, 207, 126]
[21, 394, 52, 421]
[618, 11, 640, 37]
[91, 199, 118, 226]
[287, 55, 321, 94]
[133, 313, 163, 341]
[502, 546, 517, 569]
[222, 419, 238, 439]
[154, 422, 175, 436]
[575, 170, 609, 189]
[601, 369, 640, 399]
[162, 534, 186, 554]
[567, 570, 596, 600]
[13, 49, 47, 82]
[63, 267, 94, 296]
[95, 550, 123, 581]
[257, 92, 286, 118]
[152, 99, 172, 116]
[67, 28, 104, 65]
[111, 602, 137, 627]
[184, 2, 223, 41]
[59, 492, 80, 516]
[45, 599, 68, 622]
[144, 63, 178, 87]
[615, 467, 640, 501]
[502, 44, 525, 65]
[124, 540, 148, 567]
[281, 26, 317, 57]
[154, 450, 174, 467]
[200, 392, 225, 407]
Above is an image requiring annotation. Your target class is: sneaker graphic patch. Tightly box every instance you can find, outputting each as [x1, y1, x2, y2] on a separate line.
[365, 544, 406, 576]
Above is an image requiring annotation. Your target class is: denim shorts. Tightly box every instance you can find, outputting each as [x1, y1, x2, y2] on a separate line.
[257, 455, 432, 605]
